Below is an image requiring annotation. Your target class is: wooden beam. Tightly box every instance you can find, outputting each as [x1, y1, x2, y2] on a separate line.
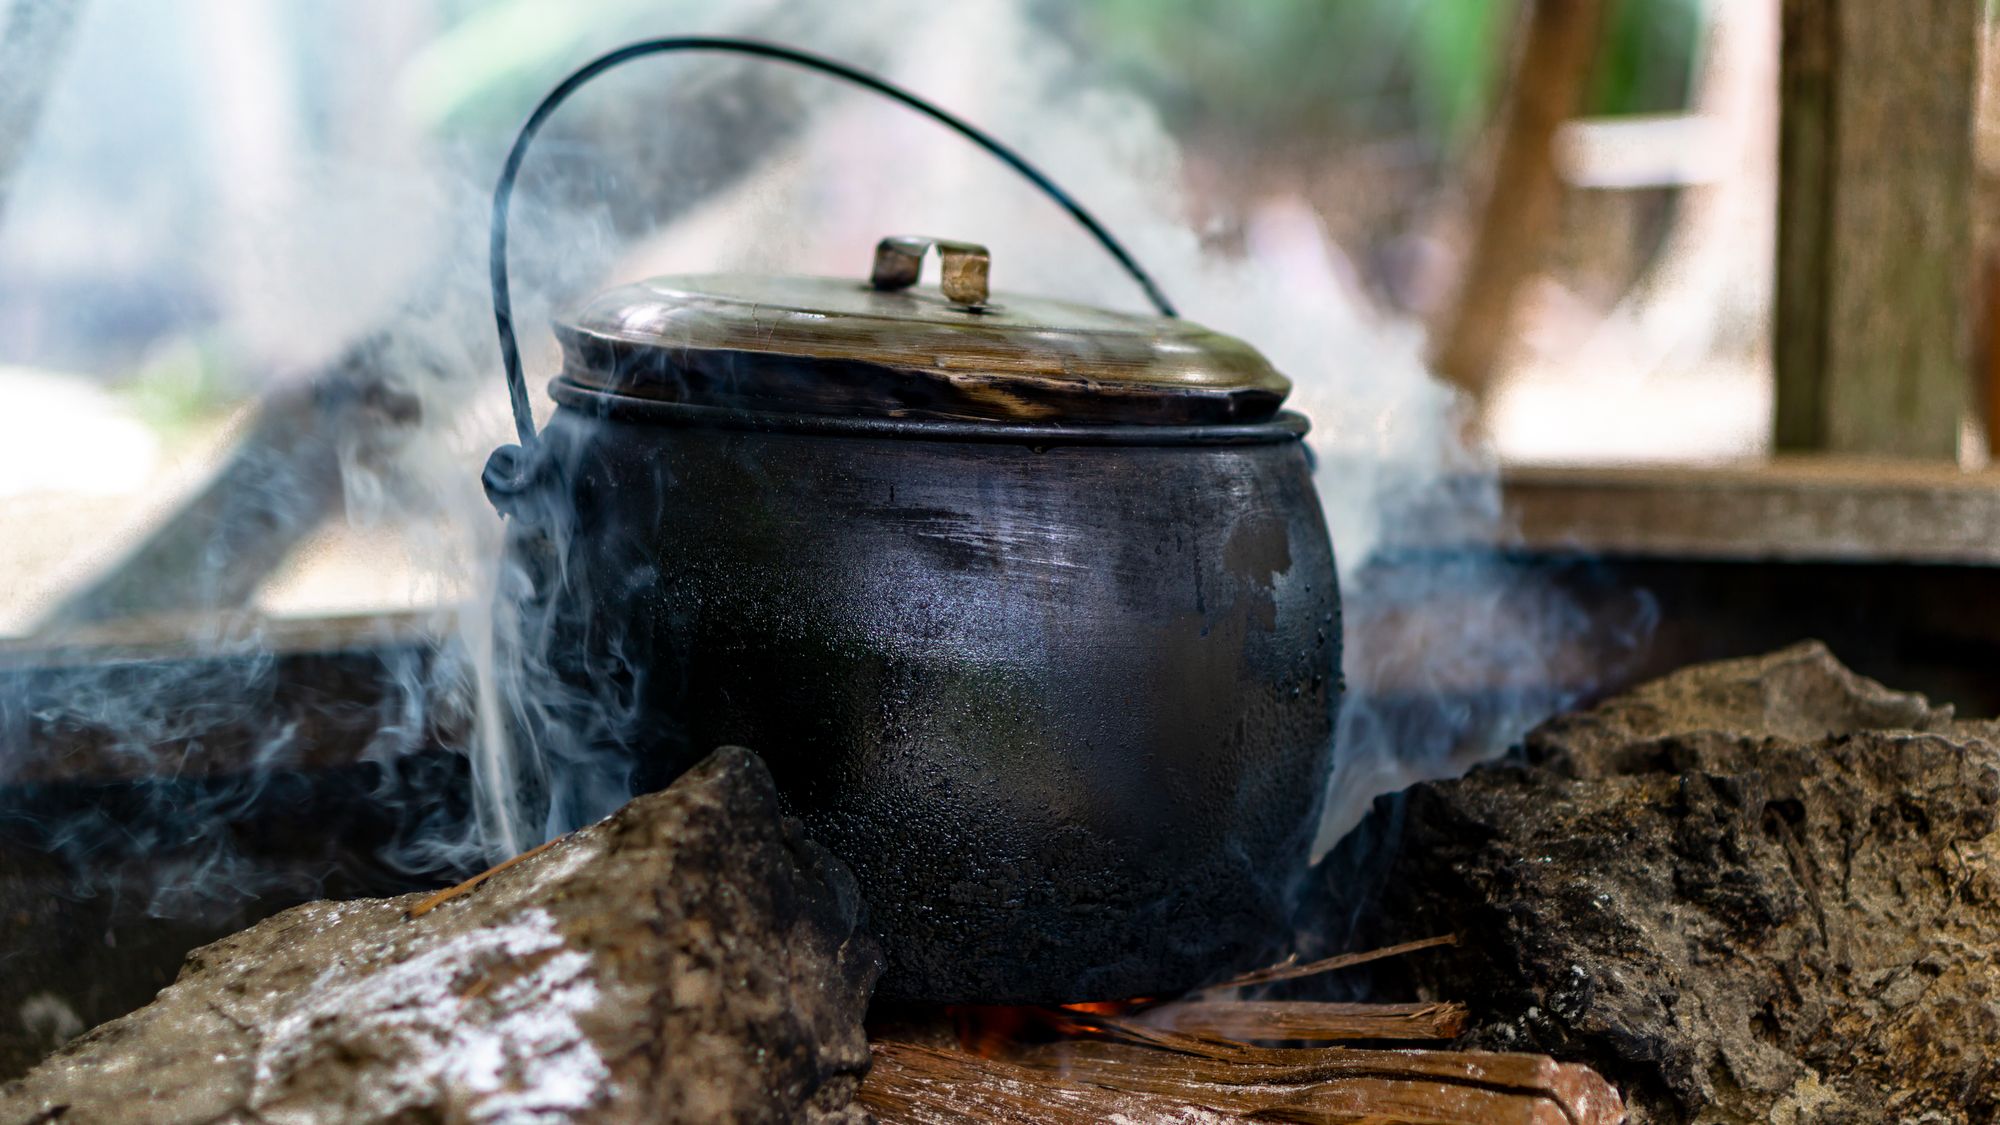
[39, 357, 418, 633]
[1383, 458, 2000, 565]
[1430, 0, 1607, 399]
[1774, 0, 1980, 458]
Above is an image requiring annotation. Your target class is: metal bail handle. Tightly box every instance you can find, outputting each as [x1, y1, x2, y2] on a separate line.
[488, 36, 1178, 453]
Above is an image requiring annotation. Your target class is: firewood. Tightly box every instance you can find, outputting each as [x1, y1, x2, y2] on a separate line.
[404, 836, 562, 918]
[867, 950, 1623, 1125]
[1339, 643, 2000, 1122]
[1202, 933, 1459, 991]
[1041, 1039, 1623, 1118]
[860, 1042, 1237, 1124]
[1135, 999, 1468, 1042]
[0, 747, 883, 1124]
[861, 1037, 1628, 1125]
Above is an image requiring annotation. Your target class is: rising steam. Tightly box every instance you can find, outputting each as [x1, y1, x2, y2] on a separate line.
[1, 1, 1647, 920]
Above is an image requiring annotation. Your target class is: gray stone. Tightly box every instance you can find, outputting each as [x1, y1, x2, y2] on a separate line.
[1, 746, 882, 1125]
[1338, 643, 2000, 1124]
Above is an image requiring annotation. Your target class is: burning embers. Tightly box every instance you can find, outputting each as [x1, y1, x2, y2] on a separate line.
[871, 936, 1622, 1124]
[939, 935, 1462, 1059]
[868, 984, 1616, 1112]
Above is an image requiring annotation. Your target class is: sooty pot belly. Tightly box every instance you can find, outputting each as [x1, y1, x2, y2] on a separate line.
[484, 236, 1342, 1003]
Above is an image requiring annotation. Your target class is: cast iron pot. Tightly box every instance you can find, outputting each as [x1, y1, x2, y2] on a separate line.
[481, 39, 1342, 1003]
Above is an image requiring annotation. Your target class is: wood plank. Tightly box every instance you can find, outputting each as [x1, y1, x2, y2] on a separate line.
[41, 368, 421, 632]
[1774, 0, 1980, 458]
[0, 612, 453, 785]
[1385, 459, 2000, 564]
[0, 609, 441, 665]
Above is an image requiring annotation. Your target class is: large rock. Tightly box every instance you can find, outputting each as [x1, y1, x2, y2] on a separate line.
[1336, 643, 2000, 1124]
[1, 746, 882, 1124]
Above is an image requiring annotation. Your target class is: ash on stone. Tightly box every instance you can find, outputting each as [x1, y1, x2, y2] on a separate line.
[1337, 641, 2000, 1124]
[0, 746, 881, 1125]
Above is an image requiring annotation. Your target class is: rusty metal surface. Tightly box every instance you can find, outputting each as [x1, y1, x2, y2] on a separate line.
[870, 235, 991, 308]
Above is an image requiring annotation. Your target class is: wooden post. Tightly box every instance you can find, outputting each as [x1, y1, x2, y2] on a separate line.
[1774, 0, 1980, 458]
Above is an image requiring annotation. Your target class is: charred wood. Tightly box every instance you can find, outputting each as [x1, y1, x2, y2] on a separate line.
[1335, 642, 2000, 1123]
[0, 747, 882, 1124]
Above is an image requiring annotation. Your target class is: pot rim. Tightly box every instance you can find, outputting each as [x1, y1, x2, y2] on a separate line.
[548, 377, 1311, 446]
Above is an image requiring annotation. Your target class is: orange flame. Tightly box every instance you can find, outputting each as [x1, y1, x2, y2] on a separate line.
[945, 997, 1153, 1057]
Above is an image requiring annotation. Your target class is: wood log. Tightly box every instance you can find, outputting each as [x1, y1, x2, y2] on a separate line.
[861, 1037, 1627, 1125]
[32, 31, 844, 634]
[0, 747, 883, 1124]
[869, 935, 1622, 1123]
[1429, 0, 1607, 398]
[41, 359, 419, 632]
[861, 1042, 1238, 1125]
[1337, 642, 2000, 1122]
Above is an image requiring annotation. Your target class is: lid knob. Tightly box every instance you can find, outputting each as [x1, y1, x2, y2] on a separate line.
[870, 235, 990, 309]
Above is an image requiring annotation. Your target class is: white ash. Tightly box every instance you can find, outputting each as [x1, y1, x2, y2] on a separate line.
[250, 908, 608, 1124]
[0, 747, 880, 1125]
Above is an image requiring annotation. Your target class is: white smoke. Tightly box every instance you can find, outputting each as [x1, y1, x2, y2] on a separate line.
[0, 0, 1634, 891]
[588, 4, 1551, 858]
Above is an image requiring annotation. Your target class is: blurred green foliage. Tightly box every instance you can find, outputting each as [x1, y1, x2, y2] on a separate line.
[398, 0, 681, 135]
[1059, 0, 1516, 148]
[404, 0, 1704, 150]
[1591, 0, 1704, 117]
[122, 335, 236, 440]
[1057, 0, 1705, 153]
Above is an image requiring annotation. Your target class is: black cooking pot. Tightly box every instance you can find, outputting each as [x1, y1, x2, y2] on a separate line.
[482, 40, 1341, 1003]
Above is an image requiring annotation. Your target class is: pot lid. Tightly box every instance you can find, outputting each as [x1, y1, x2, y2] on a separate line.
[552, 236, 1291, 425]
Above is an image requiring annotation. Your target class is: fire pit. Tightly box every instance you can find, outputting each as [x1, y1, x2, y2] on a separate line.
[10, 636, 1999, 1123]
[2, 745, 1629, 1125]
[13, 16, 2000, 1125]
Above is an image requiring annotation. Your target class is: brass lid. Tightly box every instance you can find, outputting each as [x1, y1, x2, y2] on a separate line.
[552, 236, 1291, 425]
